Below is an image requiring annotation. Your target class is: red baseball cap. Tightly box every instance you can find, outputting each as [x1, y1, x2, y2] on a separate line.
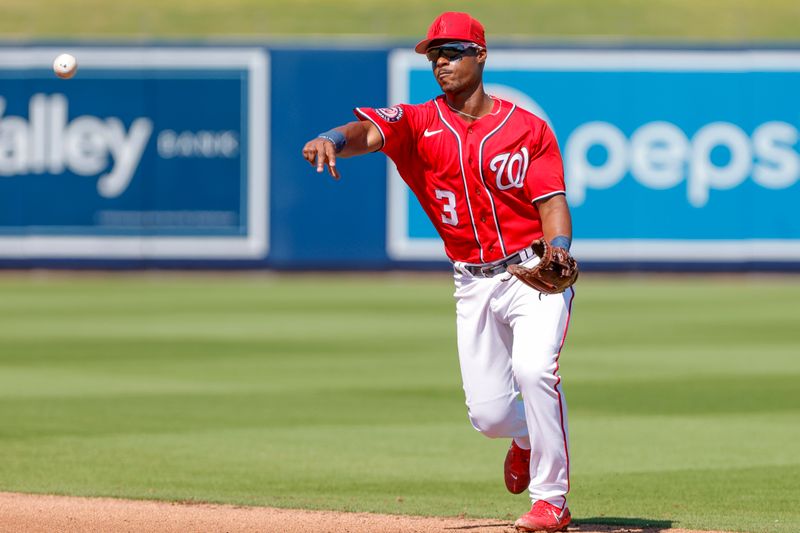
[414, 12, 486, 54]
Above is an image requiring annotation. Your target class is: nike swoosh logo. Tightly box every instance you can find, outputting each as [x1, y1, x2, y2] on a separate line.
[549, 508, 567, 522]
[424, 128, 443, 137]
[510, 473, 518, 480]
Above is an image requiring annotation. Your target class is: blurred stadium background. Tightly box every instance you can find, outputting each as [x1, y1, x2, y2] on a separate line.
[1, 2, 799, 532]
[2, 0, 800, 269]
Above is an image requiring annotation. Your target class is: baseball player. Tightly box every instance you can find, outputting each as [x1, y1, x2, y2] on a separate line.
[302, 12, 578, 533]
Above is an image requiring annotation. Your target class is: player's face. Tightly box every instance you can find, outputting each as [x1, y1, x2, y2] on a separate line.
[427, 42, 486, 94]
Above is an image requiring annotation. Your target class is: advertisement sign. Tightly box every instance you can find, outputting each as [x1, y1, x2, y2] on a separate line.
[0, 47, 268, 259]
[388, 50, 800, 262]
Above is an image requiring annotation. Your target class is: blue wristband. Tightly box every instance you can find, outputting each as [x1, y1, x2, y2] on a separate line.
[550, 236, 571, 251]
[317, 129, 346, 153]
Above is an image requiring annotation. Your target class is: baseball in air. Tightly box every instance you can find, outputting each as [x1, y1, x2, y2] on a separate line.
[53, 53, 78, 79]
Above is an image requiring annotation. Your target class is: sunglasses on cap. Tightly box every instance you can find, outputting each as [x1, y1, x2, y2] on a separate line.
[425, 42, 483, 63]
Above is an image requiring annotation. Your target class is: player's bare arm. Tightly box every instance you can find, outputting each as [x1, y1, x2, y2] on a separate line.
[504, 193, 577, 294]
[301, 120, 382, 180]
[536, 194, 573, 250]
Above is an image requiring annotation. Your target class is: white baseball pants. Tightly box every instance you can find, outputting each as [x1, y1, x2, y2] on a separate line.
[452, 260, 574, 506]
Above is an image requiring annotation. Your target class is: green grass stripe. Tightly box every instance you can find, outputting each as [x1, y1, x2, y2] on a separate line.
[3, 0, 800, 41]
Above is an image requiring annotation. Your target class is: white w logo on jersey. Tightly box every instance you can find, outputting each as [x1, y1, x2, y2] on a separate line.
[490, 148, 529, 190]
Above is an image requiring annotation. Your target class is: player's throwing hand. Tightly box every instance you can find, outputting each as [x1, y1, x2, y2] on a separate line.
[302, 136, 341, 180]
[302, 119, 383, 180]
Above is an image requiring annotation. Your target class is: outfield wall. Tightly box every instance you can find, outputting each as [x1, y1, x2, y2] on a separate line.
[1, 44, 799, 270]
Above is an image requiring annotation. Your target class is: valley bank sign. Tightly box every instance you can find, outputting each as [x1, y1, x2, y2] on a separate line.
[0, 47, 268, 259]
[389, 49, 800, 263]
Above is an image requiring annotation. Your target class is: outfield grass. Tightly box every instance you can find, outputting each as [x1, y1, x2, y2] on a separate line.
[3, 0, 800, 41]
[0, 274, 798, 532]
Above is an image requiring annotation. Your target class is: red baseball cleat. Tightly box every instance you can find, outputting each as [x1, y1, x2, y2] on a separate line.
[504, 440, 531, 494]
[514, 500, 571, 532]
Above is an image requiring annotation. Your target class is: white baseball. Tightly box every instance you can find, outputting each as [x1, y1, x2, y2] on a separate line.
[53, 53, 78, 79]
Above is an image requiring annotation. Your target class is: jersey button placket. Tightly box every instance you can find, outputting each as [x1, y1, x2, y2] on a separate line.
[464, 130, 486, 260]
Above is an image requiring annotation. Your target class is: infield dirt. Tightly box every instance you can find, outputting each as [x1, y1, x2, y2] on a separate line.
[0, 492, 735, 533]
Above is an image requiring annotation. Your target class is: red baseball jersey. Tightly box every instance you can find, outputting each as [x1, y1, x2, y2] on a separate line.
[355, 95, 566, 264]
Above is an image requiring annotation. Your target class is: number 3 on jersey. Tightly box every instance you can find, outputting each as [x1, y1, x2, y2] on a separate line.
[435, 189, 458, 226]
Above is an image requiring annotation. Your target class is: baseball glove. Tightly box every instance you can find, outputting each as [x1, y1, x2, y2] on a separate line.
[506, 239, 579, 294]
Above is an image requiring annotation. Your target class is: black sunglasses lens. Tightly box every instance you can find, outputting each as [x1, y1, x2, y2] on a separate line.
[427, 44, 469, 62]
[441, 47, 464, 59]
